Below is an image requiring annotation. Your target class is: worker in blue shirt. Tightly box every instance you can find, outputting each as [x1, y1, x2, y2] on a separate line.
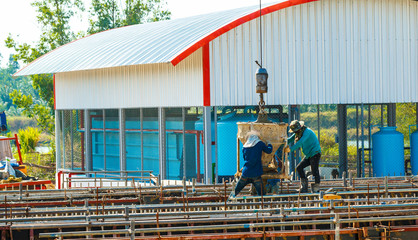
[284, 120, 321, 193]
[0, 111, 7, 132]
[234, 130, 273, 196]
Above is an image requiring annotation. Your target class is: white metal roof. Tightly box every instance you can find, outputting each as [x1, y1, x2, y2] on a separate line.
[15, 0, 312, 76]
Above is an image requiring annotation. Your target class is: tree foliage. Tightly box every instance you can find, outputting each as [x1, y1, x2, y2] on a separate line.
[88, 0, 171, 34]
[4, 0, 170, 136]
[5, 0, 85, 135]
[0, 55, 43, 115]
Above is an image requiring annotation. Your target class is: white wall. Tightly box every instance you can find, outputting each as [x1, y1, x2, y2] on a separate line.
[55, 49, 203, 109]
[210, 0, 418, 106]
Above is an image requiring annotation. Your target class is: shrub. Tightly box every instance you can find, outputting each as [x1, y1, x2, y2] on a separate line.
[18, 127, 41, 153]
[6, 116, 37, 133]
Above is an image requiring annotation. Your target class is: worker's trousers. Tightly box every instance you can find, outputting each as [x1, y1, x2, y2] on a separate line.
[234, 176, 263, 196]
[296, 153, 321, 184]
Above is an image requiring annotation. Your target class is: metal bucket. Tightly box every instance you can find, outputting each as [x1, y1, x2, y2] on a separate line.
[237, 122, 289, 179]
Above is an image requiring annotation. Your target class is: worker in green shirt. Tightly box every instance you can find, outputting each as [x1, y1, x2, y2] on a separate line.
[284, 120, 321, 193]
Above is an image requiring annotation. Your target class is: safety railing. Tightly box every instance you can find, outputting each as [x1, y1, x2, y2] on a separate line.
[56, 170, 155, 189]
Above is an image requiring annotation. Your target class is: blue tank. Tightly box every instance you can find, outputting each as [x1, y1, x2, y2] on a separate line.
[372, 127, 404, 177]
[195, 110, 257, 177]
[410, 129, 418, 175]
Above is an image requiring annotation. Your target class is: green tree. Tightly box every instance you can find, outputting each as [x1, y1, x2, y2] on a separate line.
[88, 0, 171, 34]
[396, 103, 417, 143]
[0, 55, 42, 115]
[5, 0, 170, 135]
[88, 0, 122, 34]
[5, 0, 84, 135]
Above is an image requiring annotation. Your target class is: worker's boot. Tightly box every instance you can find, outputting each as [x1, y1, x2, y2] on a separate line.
[311, 183, 320, 193]
[299, 178, 308, 193]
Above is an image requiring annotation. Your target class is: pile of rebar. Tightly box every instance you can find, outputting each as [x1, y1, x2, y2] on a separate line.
[1, 176, 418, 239]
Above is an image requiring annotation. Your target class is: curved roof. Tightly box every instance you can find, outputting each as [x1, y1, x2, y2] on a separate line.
[15, 0, 314, 76]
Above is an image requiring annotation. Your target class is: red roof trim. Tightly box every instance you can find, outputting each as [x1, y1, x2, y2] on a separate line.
[53, 74, 56, 110]
[202, 44, 211, 106]
[170, 0, 317, 66]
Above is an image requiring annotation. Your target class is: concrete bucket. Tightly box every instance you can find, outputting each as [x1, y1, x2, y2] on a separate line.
[236, 122, 290, 180]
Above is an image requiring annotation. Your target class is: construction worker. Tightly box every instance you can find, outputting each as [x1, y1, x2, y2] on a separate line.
[233, 130, 272, 197]
[284, 120, 321, 193]
[0, 111, 7, 132]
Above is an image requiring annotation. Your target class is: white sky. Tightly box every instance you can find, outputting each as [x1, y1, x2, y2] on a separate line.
[0, 0, 277, 67]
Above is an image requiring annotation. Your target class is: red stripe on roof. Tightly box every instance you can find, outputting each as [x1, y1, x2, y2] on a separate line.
[53, 74, 56, 110]
[202, 44, 211, 106]
[170, 0, 317, 66]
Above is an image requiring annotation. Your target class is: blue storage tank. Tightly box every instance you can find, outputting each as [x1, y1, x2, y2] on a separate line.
[195, 110, 257, 177]
[410, 128, 418, 175]
[196, 107, 287, 178]
[372, 126, 405, 177]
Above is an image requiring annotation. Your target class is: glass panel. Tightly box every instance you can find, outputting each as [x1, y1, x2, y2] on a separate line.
[63, 110, 71, 169]
[72, 110, 83, 170]
[57, 110, 64, 169]
[142, 108, 159, 176]
[90, 109, 104, 171]
[125, 109, 141, 174]
[186, 107, 202, 182]
[104, 109, 119, 171]
[165, 108, 183, 180]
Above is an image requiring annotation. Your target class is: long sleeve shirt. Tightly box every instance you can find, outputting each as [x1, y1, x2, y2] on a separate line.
[242, 141, 273, 177]
[288, 128, 321, 158]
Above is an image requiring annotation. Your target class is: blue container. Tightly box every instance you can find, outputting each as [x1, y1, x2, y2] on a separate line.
[410, 129, 418, 175]
[196, 111, 258, 177]
[372, 127, 404, 177]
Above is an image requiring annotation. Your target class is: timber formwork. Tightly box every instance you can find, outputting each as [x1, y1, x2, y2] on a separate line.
[1, 176, 418, 240]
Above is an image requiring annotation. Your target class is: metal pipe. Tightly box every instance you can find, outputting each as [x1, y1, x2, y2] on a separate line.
[40, 214, 418, 238]
[40, 219, 336, 238]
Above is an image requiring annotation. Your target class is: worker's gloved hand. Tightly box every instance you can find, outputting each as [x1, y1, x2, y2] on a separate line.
[284, 146, 291, 153]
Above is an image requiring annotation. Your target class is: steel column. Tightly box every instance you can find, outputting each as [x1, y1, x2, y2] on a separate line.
[84, 110, 92, 172]
[288, 105, 300, 179]
[70, 110, 74, 169]
[337, 104, 348, 177]
[140, 108, 144, 175]
[203, 106, 212, 184]
[159, 107, 166, 179]
[119, 109, 126, 175]
[55, 110, 62, 170]
[387, 103, 396, 127]
[214, 107, 218, 184]
[62, 110, 66, 169]
[103, 110, 107, 172]
[356, 106, 360, 178]
[317, 105, 320, 143]
[182, 107, 186, 179]
[361, 104, 365, 178]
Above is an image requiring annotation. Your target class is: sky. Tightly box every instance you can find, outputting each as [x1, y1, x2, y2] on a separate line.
[0, 0, 277, 67]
